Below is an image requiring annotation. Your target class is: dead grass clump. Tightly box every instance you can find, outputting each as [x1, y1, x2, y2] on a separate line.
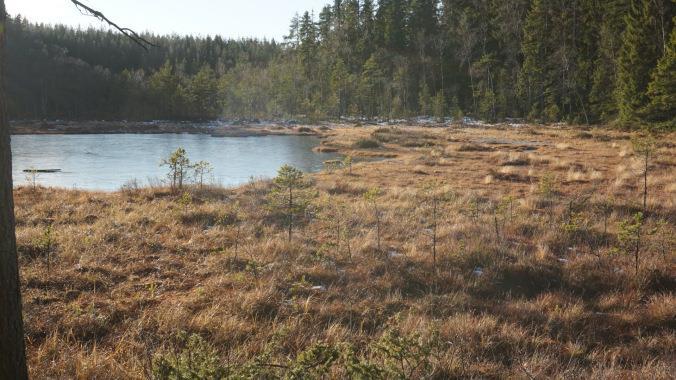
[643, 294, 676, 329]
[638, 268, 676, 295]
[318, 180, 367, 196]
[502, 157, 530, 166]
[297, 126, 314, 133]
[372, 128, 437, 147]
[179, 210, 222, 227]
[314, 145, 339, 153]
[489, 168, 530, 182]
[412, 165, 429, 175]
[414, 292, 471, 317]
[439, 313, 528, 366]
[237, 286, 284, 321]
[523, 127, 542, 135]
[565, 167, 590, 183]
[476, 259, 563, 298]
[373, 127, 396, 134]
[563, 257, 626, 297]
[18, 242, 52, 261]
[456, 143, 494, 152]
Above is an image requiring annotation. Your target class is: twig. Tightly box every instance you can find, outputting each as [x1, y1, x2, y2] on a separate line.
[520, 362, 536, 380]
[70, 0, 157, 51]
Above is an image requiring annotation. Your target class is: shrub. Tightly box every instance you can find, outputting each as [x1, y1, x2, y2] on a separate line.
[152, 332, 226, 380]
[120, 178, 140, 194]
[18, 225, 55, 261]
[353, 138, 381, 149]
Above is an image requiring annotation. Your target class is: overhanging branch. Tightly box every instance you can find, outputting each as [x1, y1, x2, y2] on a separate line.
[70, 0, 157, 51]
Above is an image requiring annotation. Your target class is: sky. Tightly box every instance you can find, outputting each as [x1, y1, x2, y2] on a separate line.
[6, 0, 331, 40]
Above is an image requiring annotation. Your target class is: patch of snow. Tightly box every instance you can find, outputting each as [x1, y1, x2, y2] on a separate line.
[388, 251, 404, 258]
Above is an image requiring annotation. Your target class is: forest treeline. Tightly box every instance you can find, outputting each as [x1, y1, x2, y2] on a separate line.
[6, 0, 675, 127]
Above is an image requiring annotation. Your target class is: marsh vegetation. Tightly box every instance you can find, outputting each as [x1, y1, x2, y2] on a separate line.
[15, 124, 675, 378]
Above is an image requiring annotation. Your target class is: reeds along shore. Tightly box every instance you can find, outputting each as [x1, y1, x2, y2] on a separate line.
[14, 125, 676, 378]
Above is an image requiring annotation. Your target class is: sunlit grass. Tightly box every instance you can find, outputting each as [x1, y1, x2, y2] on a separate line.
[16, 124, 675, 378]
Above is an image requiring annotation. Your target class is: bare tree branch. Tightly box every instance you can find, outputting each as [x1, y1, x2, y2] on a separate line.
[70, 0, 157, 51]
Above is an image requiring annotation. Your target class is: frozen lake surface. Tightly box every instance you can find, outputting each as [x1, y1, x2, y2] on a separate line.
[11, 134, 339, 191]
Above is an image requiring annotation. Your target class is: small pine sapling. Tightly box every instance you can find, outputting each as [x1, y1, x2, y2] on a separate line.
[161, 147, 191, 191]
[343, 155, 353, 175]
[271, 165, 310, 242]
[192, 160, 213, 189]
[364, 187, 383, 254]
[631, 134, 656, 212]
[25, 167, 39, 191]
[617, 212, 644, 278]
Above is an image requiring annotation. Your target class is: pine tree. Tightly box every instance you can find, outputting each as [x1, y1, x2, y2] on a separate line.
[359, 55, 384, 117]
[299, 11, 318, 78]
[418, 81, 432, 115]
[359, 0, 376, 62]
[330, 58, 350, 117]
[149, 61, 183, 119]
[271, 165, 310, 242]
[188, 65, 219, 119]
[645, 19, 676, 127]
[383, 0, 408, 52]
[615, 0, 660, 123]
[285, 13, 301, 47]
[519, 0, 549, 120]
[432, 91, 446, 121]
[590, 0, 629, 122]
[317, 5, 333, 43]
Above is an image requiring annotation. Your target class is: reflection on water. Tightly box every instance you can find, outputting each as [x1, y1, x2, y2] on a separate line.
[12, 134, 339, 191]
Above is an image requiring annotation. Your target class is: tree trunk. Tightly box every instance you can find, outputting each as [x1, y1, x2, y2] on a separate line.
[288, 187, 293, 242]
[375, 204, 381, 253]
[0, 1, 29, 377]
[635, 224, 641, 277]
[432, 198, 437, 270]
[643, 154, 648, 212]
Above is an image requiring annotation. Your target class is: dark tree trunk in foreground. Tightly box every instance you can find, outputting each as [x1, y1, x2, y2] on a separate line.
[0, 0, 29, 378]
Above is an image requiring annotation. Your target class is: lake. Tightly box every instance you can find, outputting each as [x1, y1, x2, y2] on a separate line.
[11, 134, 340, 191]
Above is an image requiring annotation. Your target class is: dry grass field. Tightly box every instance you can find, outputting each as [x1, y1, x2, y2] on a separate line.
[15, 124, 675, 379]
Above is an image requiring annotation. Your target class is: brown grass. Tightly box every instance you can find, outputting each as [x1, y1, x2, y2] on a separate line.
[15, 124, 675, 378]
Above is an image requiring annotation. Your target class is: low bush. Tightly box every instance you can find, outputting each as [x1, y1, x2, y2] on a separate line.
[353, 138, 381, 149]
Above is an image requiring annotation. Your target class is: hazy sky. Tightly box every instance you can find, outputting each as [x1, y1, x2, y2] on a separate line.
[6, 0, 331, 40]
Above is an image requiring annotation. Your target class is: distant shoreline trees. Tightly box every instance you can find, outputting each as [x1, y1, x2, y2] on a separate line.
[6, 1, 675, 129]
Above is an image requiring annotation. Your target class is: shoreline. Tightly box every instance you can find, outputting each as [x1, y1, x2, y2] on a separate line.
[9, 120, 325, 137]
